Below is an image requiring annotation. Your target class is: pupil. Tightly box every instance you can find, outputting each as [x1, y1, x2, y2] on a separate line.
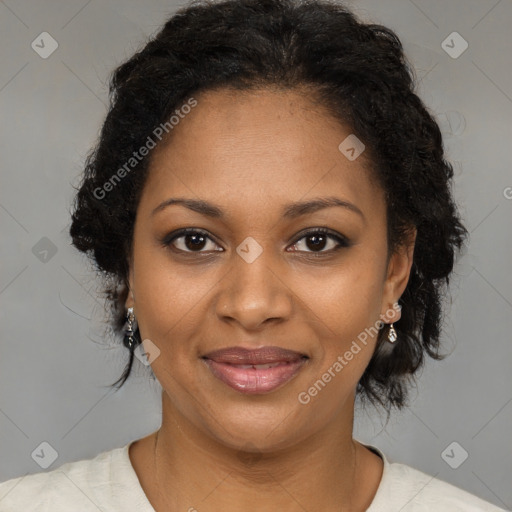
[307, 234, 325, 251]
[186, 234, 205, 250]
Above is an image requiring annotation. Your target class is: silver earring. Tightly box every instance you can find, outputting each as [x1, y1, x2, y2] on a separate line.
[388, 323, 397, 343]
[123, 307, 136, 350]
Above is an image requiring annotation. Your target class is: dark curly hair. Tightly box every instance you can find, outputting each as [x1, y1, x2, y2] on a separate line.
[69, 0, 468, 414]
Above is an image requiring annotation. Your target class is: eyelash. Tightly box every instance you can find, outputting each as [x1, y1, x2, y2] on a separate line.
[160, 227, 351, 257]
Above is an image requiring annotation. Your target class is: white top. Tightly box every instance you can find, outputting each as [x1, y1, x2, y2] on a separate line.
[0, 439, 506, 511]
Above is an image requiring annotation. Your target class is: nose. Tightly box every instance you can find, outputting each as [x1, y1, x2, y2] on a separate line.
[215, 245, 293, 331]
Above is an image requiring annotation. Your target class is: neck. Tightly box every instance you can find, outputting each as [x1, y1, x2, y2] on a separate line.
[131, 391, 382, 512]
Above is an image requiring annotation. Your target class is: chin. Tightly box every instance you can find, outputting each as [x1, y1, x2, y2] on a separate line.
[202, 405, 306, 452]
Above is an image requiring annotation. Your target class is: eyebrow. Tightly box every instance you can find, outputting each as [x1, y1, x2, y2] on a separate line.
[151, 196, 365, 220]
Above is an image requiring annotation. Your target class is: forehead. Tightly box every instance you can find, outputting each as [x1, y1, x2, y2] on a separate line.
[140, 87, 384, 219]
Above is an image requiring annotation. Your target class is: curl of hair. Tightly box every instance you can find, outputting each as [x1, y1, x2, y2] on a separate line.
[69, 0, 468, 414]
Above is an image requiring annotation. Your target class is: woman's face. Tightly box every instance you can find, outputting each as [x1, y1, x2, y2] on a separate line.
[126, 87, 414, 451]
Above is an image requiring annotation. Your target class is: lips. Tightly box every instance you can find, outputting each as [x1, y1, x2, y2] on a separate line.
[202, 346, 308, 394]
[203, 346, 306, 365]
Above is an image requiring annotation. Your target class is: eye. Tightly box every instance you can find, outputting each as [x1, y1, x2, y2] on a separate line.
[288, 228, 350, 255]
[162, 228, 222, 253]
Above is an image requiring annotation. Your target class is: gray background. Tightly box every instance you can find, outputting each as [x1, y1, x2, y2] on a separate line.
[0, 0, 511, 509]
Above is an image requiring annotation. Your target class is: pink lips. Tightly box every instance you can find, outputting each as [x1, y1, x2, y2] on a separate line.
[202, 346, 308, 394]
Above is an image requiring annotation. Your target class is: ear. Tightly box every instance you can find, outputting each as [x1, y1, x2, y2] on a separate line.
[380, 226, 416, 323]
[124, 260, 135, 310]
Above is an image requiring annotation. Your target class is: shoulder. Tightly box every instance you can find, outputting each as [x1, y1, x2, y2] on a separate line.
[376, 460, 506, 511]
[361, 442, 507, 512]
[0, 446, 121, 512]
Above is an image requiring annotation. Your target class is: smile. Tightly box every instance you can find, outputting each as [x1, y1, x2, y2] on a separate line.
[202, 358, 308, 394]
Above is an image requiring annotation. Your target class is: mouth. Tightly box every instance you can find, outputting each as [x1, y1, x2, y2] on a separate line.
[201, 346, 309, 395]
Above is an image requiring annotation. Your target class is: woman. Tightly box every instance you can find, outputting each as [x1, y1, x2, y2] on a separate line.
[0, 0, 505, 510]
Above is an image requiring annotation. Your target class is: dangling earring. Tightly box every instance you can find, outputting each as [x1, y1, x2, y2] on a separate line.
[387, 323, 397, 343]
[123, 307, 136, 350]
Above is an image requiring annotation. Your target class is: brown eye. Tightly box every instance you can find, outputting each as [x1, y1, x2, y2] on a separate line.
[162, 229, 222, 253]
[288, 228, 350, 254]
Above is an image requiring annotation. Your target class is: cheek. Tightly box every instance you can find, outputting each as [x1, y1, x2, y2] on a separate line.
[130, 242, 210, 344]
[297, 257, 385, 331]
[293, 269, 384, 414]
[294, 253, 386, 380]
[130, 222, 229, 376]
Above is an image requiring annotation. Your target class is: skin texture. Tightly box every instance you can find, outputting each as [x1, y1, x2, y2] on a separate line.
[125, 87, 416, 511]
